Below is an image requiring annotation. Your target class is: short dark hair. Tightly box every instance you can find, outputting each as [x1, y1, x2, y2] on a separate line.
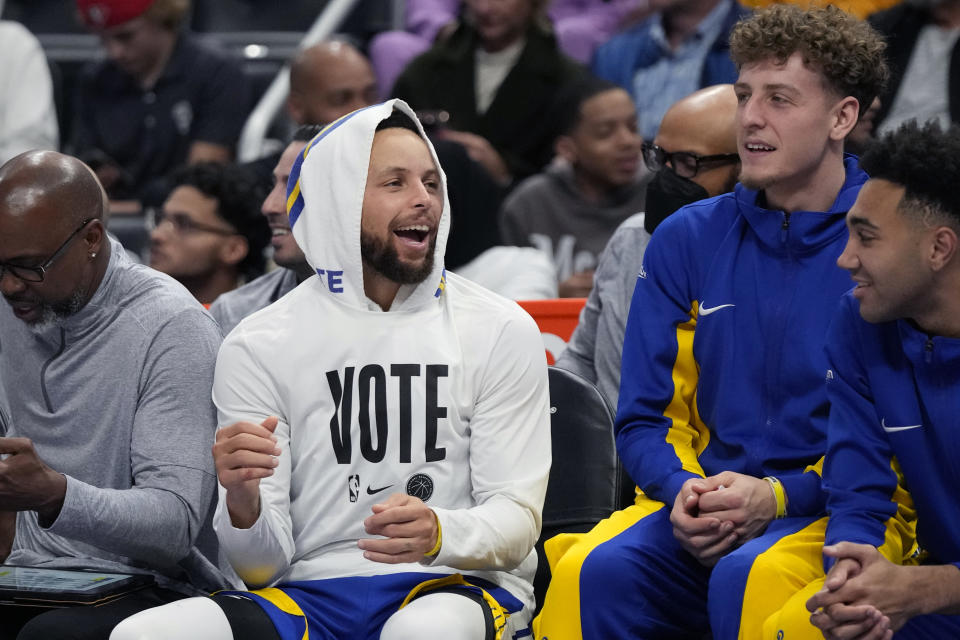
[860, 120, 960, 228]
[376, 109, 422, 136]
[555, 76, 623, 136]
[730, 5, 888, 119]
[169, 162, 271, 279]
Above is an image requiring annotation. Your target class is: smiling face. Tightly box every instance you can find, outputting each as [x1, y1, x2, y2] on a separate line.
[262, 141, 309, 270]
[559, 88, 642, 198]
[837, 179, 937, 324]
[735, 52, 855, 208]
[360, 127, 443, 286]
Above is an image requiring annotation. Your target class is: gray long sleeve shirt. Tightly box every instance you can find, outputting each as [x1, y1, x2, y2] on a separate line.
[555, 213, 650, 410]
[0, 237, 233, 594]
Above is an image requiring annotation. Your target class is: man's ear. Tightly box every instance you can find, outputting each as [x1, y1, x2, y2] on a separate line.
[831, 96, 861, 142]
[219, 235, 249, 268]
[555, 135, 577, 164]
[83, 220, 105, 256]
[930, 225, 958, 272]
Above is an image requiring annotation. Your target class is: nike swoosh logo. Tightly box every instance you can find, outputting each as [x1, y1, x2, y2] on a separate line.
[881, 418, 922, 433]
[699, 303, 735, 316]
[366, 484, 394, 495]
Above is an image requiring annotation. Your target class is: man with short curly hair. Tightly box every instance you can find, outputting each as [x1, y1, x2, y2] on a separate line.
[534, 6, 888, 639]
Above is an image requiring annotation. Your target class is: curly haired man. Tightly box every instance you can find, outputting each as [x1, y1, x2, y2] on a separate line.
[533, 6, 888, 639]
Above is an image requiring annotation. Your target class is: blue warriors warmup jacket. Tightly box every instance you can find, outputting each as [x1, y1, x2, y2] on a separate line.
[616, 156, 868, 515]
[823, 293, 957, 569]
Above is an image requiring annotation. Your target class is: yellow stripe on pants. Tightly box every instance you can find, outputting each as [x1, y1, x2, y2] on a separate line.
[532, 495, 666, 640]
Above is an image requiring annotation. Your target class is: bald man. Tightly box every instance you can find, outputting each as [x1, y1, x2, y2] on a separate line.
[555, 84, 740, 409]
[0, 151, 233, 639]
[287, 41, 378, 126]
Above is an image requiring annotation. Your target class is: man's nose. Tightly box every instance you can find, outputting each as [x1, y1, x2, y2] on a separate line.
[0, 268, 27, 297]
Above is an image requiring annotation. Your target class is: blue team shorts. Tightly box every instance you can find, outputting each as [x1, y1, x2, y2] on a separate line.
[219, 572, 526, 640]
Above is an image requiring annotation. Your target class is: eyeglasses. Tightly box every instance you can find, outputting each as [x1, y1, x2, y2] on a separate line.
[150, 210, 238, 236]
[642, 142, 740, 179]
[0, 218, 94, 283]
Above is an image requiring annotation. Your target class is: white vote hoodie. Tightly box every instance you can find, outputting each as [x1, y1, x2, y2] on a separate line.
[212, 100, 551, 622]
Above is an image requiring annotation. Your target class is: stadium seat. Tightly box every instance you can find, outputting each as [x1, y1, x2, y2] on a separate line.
[533, 367, 633, 613]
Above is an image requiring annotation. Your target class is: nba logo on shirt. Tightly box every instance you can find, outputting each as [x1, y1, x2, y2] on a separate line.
[348, 474, 360, 502]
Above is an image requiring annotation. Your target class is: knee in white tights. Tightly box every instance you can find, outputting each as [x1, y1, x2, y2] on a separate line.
[380, 591, 488, 640]
[109, 596, 235, 640]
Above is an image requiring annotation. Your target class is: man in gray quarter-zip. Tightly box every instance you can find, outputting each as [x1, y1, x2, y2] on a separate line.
[0, 150, 236, 640]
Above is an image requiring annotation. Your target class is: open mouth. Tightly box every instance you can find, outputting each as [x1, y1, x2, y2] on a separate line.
[272, 228, 291, 237]
[745, 143, 776, 153]
[6, 298, 39, 320]
[393, 225, 430, 244]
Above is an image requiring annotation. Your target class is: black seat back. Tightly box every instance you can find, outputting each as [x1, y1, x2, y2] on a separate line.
[533, 366, 629, 612]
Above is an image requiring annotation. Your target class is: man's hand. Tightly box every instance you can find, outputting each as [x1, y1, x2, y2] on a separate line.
[809, 602, 891, 640]
[670, 477, 737, 566]
[806, 543, 927, 636]
[0, 437, 66, 526]
[212, 417, 280, 529]
[359, 493, 439, 564]
[694, 471, 777, 543]
[439, 129, 512, 185]
[558, 271, 595, 298]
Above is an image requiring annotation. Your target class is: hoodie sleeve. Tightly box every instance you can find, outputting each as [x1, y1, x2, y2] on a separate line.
[614, 215, 704, 505]
[822, 300, 917, 569]
[211, 331, 296, 588]
[423, 310, 551, 571]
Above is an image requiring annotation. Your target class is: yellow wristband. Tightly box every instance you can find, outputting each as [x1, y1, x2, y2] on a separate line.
[764, 476, 788, 519]
[424, 513, 442, 557]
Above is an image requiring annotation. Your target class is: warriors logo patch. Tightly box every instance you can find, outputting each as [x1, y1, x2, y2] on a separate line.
[405, 473, 434, 502]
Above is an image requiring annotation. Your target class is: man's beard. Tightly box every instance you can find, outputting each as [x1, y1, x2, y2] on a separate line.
[738, 167, 769, 192]
[360, 230, 436, 285]
[24, 291, 86, 334]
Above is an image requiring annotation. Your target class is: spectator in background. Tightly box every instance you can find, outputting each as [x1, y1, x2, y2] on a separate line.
[370, 0, 640, 99]
[0, 150, 233, 640]
[870, 0, 960, 136]
[286, 41, 378, 128]
[211, 128, 318, 336]
[0, 19, 59, 164]
[593, 0, 749, 140]
[499, 77, 647, 298]
[149, 162, 270, 307]
[392, 0, 585, 186]
[556, 84, 740, 409]
[71, 0, 251, 204]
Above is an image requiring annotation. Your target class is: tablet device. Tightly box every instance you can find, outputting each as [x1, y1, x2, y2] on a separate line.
[0, 566, 154, 607]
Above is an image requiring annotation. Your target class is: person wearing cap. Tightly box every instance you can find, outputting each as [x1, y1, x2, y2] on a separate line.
[71, 0, 251, 203]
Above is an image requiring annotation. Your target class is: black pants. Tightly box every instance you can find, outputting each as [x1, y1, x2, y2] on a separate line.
[1, 586, 184, 640]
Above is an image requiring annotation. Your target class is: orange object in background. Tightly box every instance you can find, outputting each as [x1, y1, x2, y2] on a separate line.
[517, 298, 587, 365]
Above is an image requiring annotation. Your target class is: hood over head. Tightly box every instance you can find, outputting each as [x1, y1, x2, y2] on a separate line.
[287, 99, 451, 312]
